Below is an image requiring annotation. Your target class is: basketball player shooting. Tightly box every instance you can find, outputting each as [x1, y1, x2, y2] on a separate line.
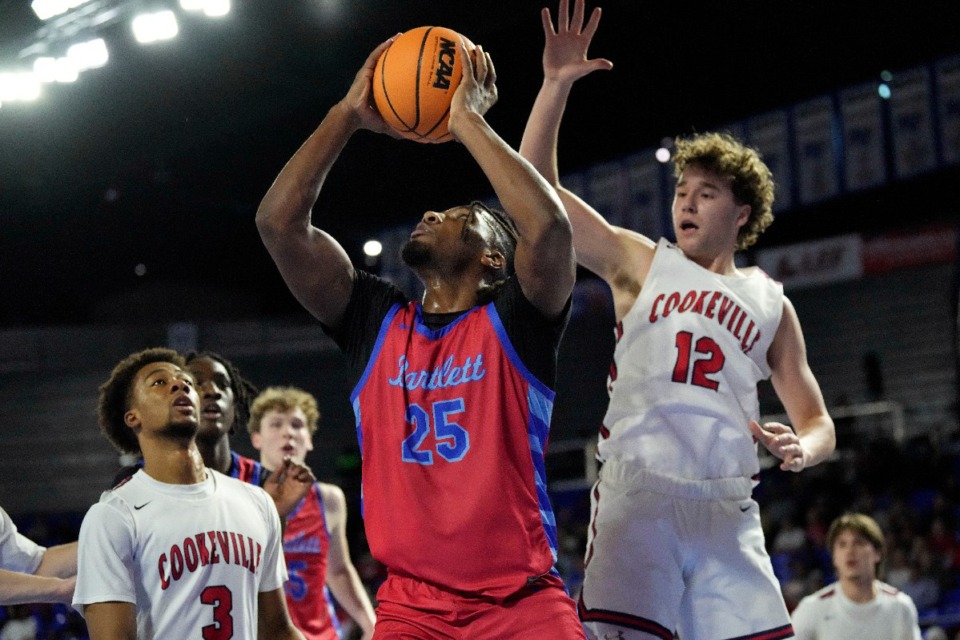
[256, 38, 586, 638]
[519, 1, 836, 638]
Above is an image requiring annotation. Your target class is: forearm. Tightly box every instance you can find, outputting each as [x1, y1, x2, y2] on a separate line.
[256, 102, 359, 237]
[34, 541, 77, 578]
[0, 569, 73, 605]
[519, 78, 575, 185]
[797, 415, 836, 468]
[327, 567, 376, 634]
[449, 110, 566, 239]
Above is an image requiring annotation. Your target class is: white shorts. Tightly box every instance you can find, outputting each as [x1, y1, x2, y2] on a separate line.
[578, 459, 793, 640]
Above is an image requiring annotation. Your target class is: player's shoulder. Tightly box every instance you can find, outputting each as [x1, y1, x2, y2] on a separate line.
[316, 482, 345, 506]
[212, 468, 267, 498]
[875, 580, 914, 604]
[798, 582, 839, 607]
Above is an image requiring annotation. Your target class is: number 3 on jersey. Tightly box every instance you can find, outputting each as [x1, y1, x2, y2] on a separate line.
[402, 398, 470, 465]
[672, 331, 725, 391]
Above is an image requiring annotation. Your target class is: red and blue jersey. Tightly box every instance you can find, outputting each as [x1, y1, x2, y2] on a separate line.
[229, 451, 267, 486]
[283, 483, 340, 640]
[351, 297, 562, 598]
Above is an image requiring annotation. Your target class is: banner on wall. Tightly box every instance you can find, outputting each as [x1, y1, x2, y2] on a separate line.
[793, 96, 841, 205]
[624, 150, 666, 239]
[755, 235, 863, 290]
[746, 110, 793, 213]
[840, 82, 887, 191]
[889, 66, 938, 179]
[936, 55, 960, 165]
[587, 160, 629, 228]
[862, 224, 958, 274]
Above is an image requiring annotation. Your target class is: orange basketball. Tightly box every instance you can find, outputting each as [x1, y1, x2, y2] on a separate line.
[372, 26, 473, 143]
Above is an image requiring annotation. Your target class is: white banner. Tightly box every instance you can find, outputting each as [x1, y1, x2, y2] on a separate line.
[587, 160, 629, 227]
[755, 234, 864, 290]
[890, 66, 938, 178]
[936, 55, 960, 165]
[793, 96, 840, 205]
[624, 150, 666, 238]
[840, 82, 887, 191]
[746, 110, 793, 213]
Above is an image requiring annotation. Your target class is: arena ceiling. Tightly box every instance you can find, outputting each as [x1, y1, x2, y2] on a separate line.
[0, 0, 958, 325]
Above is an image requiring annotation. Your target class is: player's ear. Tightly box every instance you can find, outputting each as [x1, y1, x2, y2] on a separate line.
[736, 204, 751, 228]
[124, 410, 141, 430]
[250, 432, 263, 451]
[480, 249, 504, 270]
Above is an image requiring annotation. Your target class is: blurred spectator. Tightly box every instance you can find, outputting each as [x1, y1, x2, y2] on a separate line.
[0, 605, 37, 640]
[791, 513, 922, 639]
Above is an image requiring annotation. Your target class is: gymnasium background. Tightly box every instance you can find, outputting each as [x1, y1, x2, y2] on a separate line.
[1, 0, 958, 637]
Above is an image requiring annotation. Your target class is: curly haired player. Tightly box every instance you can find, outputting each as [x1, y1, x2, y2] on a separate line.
[520, 1, 835, 638]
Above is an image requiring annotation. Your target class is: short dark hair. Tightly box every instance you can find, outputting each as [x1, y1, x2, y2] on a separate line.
[827, 512, 886, 575]
[98, 348, 185, 455]
[185, 350, 259, 434]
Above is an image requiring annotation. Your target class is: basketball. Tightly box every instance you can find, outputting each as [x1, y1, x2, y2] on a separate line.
[372, 26, 473, 143]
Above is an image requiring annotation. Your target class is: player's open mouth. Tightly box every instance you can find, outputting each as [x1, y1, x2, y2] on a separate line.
[201, 402, 222, 418]
[173, 396, 196, 414]
[680, 221, 698, 230]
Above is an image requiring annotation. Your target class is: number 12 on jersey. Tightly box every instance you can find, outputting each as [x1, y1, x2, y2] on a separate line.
[672, 331, 725, 391]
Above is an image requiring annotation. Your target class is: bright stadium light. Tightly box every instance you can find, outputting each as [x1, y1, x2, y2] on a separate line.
[66, 38, 109, 70]
[36, 57, 80, 83]
[0, 72, 42, 102]
[31, 0, 93, 21]
[203, 0, 230, 17]
[180, 0, 230, 17]
[132, 10, 179, 44]
[33, 57, 59, 83]
[55, 58, 79, 83]
[363, 240, 383, 257]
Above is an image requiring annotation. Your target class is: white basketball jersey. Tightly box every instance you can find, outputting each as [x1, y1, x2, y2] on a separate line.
[597, 239, 784, 485]
[0, 506, 45, 574]
[74, 469, 287, 640]
[791, 581, 922, 640]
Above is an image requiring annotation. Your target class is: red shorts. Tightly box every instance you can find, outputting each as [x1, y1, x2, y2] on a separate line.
[373, 573, 586, 640]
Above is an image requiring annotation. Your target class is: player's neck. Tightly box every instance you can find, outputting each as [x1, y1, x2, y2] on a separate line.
[839, 576, 877, 603]
[687, 250, 739, 276]
[195, 433, 233, 474]
[142, 442, 208, 485]
[419, 275, 482, 313]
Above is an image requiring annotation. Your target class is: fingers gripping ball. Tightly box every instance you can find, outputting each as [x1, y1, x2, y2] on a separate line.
[372, 26, 474, 143]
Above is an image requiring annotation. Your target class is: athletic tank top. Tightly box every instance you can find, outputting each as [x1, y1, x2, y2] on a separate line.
[230, 451, 267, 487]
[351, 300, 561, 598]
[598, 239, 784, 484]
[283, 483, 340, 640]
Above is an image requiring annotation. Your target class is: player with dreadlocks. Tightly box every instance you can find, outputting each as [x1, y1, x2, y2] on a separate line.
[185, 350, 266, 485]
[255, 38, 584, 638]
[113, 350, 314, 520]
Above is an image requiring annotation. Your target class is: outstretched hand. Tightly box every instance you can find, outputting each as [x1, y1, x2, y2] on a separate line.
[749, 420, 807, 473]
[341, 37, 403, 138]
[263, 456, 316, 518]
[541, 0, 613, 84]
[448, 41, 497, 141]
